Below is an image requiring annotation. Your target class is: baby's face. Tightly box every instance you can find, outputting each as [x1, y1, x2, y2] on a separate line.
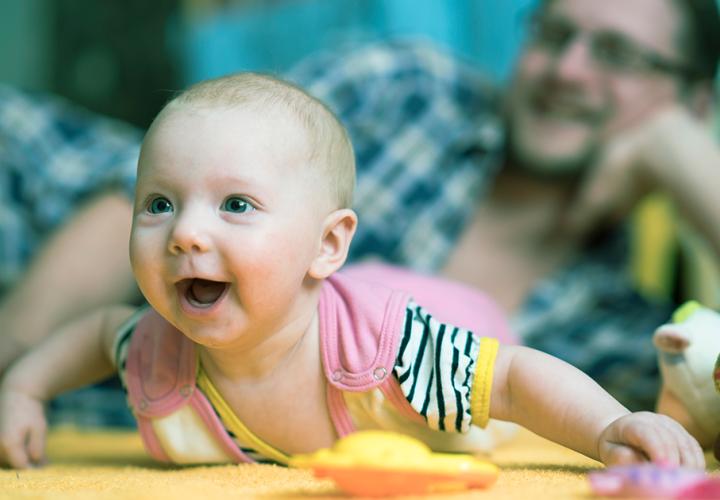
[130, 105, 331, 348]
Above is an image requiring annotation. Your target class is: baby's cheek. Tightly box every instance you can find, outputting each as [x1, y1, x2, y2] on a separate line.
[128, 241, 161, 297]
[129, 249, 148, 284]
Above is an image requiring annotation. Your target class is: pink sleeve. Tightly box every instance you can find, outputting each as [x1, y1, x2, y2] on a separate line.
[339, 262, 519, 345]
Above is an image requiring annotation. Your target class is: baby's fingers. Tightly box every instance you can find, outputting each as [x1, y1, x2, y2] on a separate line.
[600, 413, 705, 469]
[678, 440, 705, 469]
[26, 422, 47, 466]
[606, 424, 675, 464]
[0, 429, 31, 469]
[663, 418, 705, 469]
[601, 444, 648, 467]
[649, 416, 706, 468]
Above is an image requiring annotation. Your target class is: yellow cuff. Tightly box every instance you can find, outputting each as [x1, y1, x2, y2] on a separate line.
[470, 337, 499, 428]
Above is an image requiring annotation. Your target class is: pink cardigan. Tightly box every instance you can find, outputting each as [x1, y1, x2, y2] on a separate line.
[124, 263, 515, 463]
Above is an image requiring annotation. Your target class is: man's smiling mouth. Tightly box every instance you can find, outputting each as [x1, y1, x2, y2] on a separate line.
[176, 278, 229, 308]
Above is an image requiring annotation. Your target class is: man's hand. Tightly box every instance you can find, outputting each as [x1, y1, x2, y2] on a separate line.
[0, 388, 47, 469]
[598, 412, 705, 469]
[563, 106, 720, 253]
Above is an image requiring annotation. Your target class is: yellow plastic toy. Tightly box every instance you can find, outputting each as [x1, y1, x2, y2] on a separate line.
[290, 430, 499, 497]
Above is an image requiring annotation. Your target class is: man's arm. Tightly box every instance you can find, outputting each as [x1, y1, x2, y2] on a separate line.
[0, 192, 140, 374]
[489, 344, 704, 467]
[0, 304, 135, 468]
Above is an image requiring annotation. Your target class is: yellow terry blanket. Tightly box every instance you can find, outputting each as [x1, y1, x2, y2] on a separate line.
[0, 425, 715, 499]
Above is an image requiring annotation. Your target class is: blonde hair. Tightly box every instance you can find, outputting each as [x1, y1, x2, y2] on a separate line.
[160, 72, 355, 208]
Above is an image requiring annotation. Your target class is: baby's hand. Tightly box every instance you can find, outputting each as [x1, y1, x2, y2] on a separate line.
[598, 412, 705, 469]
[0, 388, 47, 468]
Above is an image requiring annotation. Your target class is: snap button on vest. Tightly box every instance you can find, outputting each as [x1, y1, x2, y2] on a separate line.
[332, 370, 343, 382]
[179, 385, 193, 397]
[139, 399, 148, 410]
[373, 367, 387, 381]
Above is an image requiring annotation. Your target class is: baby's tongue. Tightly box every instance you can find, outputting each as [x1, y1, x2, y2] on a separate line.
[190, 279, 226, 304]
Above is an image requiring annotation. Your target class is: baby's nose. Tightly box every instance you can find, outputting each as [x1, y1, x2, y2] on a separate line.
[168, 214, 211, 255]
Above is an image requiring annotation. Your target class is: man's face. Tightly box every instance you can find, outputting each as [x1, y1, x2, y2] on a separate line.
[505, 0, 689, 176]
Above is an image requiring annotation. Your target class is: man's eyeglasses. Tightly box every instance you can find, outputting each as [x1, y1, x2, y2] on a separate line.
[527, 15, 698, 78]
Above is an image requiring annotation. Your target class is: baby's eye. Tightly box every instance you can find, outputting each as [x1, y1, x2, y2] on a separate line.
[148, 197, 173, 214]
[223, 196, 255, 214]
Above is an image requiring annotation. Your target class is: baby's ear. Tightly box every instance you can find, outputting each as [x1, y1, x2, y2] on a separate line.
[653, 325, 691, 354]
[308, 208, 357, 280]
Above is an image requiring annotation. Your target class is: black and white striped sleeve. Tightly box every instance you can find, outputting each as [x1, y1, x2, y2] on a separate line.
[393, 299, 484, 433]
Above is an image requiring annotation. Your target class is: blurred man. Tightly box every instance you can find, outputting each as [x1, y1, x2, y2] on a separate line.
[289, 0, 720, 409]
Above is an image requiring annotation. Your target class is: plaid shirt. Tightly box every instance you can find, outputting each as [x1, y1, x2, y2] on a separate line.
[289, 40, 505, 271]
[0, 84, 141, 295]
[289, 40, 675, 410]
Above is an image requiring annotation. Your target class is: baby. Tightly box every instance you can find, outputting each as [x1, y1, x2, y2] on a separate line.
[0, 73, 704, 469]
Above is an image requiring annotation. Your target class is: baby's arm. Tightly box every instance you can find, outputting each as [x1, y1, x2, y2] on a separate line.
[490, 344, 705, 468]
[0, 305, 135, 468]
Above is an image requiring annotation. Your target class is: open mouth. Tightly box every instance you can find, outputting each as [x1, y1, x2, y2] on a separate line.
[176, 278, 229, 309]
